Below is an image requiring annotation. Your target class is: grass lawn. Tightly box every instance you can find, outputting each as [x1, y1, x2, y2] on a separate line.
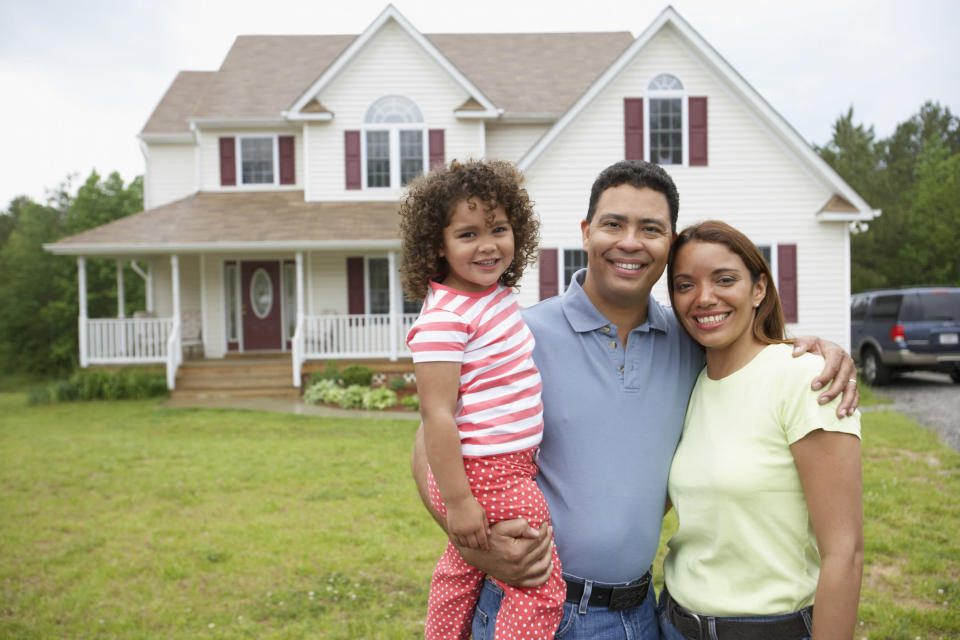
[1, 392, 957, 639]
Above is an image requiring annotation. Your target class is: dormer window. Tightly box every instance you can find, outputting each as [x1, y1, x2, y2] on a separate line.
[362, 95, 426, 188]
[647, 73, 685, 165]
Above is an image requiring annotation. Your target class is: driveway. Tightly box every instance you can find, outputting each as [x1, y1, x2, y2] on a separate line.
[870, 372, 960, 451]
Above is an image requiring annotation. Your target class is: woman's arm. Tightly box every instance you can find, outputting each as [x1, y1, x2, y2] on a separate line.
[416, 361, 489, 550]
[791, 429, 864, 640]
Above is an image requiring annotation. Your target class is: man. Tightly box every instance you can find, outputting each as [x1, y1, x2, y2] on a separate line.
[411, 160, 858, 639]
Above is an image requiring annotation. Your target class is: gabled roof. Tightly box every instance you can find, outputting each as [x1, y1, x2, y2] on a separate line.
[518, 6, 879, 221]
[45, 192, 401, 255]
[138, 11, 631, 133]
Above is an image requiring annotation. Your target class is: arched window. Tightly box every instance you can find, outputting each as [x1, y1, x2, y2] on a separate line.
[363, 95, 427, 188]
[647, 73, 686, 165]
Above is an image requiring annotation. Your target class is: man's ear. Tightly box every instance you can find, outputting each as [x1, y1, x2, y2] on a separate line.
[580, 218, 590, 249]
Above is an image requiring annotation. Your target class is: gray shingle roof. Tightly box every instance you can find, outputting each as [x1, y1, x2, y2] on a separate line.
[140, 31, 633, 134]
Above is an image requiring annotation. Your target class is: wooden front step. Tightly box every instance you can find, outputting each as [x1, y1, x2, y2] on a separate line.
[172, 355, 298, 400]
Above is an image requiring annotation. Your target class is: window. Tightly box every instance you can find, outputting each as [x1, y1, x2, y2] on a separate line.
[235, 136, 279, 185]
[363, 95, 426, 188]
[367, 257, 422, 314]
[563, 249, 588, 291]
[647, 74, 685, 165]
[282, 262, 297, 341]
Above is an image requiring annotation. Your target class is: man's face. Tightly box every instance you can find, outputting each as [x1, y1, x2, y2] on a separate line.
[580, 184, 674, 314]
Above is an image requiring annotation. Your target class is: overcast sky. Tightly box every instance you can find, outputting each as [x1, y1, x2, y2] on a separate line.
[1, 0, 958, 210]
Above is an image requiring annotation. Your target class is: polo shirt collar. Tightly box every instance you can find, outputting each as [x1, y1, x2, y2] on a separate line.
[561, 269, 670, 335]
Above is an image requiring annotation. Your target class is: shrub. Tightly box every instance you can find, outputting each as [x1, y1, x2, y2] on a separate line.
[362, 388, 398, 410]
[51, 379, 80, 402]
[340, 365, 375, 387]
[388, 375, 408, 392]
[337, 385, 367, 409]
[28, 386, 51, 405]
[401, 394, 420, 411]
[309, 360, 341, 386]
[34, 369, 167, 404]
[304, 379, 340, 405]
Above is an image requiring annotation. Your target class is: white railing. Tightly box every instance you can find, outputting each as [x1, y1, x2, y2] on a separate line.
[85, 317, 173, 364]
[166, 317, 182, 390]
[301, 313, 419, 360]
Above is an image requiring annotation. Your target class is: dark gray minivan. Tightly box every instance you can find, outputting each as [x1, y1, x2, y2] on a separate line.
[851, 287, 960, 385]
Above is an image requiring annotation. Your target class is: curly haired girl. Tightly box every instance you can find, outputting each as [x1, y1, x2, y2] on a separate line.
[401, 159, 564, 640]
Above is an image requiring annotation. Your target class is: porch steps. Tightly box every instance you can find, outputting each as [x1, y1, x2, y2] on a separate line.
[171, 355, 299, 401]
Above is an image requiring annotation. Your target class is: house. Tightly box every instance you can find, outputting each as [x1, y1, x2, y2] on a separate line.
[45, 5, 878, 392]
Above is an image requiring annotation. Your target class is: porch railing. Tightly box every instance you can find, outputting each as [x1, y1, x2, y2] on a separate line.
[85, 317, 173, 364]
[301, 313, 419, 360]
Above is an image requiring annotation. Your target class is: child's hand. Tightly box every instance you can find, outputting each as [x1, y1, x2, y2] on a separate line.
[445, 496, 490, 551]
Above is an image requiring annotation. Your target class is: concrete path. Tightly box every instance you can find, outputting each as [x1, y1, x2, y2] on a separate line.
[159, 396, 421, 421]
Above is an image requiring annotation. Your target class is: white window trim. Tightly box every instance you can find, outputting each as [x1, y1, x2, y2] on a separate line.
[222, 261, 243, 352]
[559, 248, 588, 293]
[644, 73, 688, 168]
[756, 241, 780, 284]
[235, 134, 280, 187]
[280, 260, 296, 348]
[365, 255, 412, 315]
[360, 126, 428, 190]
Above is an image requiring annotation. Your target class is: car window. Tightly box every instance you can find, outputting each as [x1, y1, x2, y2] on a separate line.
[851, 296, 868, 321]
[917, 292, 960, 322]
[871, 295, 902, 322]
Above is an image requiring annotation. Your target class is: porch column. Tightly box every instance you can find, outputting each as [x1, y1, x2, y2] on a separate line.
[146, 261, 154, 312]
[116, 259, 125, 319]
[296, 251, 305, 323]
[78, 256, 88, 368]
[294, 252, 305, 387]
[171, 255, 181, 322]
[388, 250, 399, 361]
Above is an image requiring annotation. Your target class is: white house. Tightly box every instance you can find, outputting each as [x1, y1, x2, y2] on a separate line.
[45, 5, 878, 392]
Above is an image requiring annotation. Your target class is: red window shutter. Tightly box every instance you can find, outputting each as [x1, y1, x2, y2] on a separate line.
[347, 257, 365, 314]
[778, 244, 798, 323]
[689, 97, 708, 166]
[278, 135, 295, 185]
[539, 249, 558, 300]
[344, 130, 361, 190]
[219, 137, 236, 186]
[428, 129, 445, 170]
[624, 98, 644, 160]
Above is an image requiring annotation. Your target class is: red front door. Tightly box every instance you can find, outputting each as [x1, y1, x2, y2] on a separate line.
[241, 261, 282, 350]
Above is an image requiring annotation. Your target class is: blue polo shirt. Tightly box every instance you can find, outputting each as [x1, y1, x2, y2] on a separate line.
[522, 269, 704, 583]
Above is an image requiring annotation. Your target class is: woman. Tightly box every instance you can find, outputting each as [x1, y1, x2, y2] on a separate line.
[660, 220, 863, 640]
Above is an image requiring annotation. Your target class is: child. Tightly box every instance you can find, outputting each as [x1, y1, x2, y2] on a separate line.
[400, 159, 565, 640]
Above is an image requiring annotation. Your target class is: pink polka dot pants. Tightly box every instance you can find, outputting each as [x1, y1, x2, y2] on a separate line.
[425, 448, 565, 640]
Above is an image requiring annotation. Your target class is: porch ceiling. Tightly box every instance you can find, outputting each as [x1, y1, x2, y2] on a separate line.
[46, 191, 401, 255]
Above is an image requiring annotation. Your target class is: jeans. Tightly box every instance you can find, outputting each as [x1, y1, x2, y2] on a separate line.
[473, 575, 660, 640]
[657, 589, 811, 640]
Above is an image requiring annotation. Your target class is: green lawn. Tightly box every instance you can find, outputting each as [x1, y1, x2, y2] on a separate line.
[1, 392, 957, 639]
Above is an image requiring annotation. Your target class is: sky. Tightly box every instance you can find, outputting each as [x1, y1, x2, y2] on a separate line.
[1, 0, 958, 211]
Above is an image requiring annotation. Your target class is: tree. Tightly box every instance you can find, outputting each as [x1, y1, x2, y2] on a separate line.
[0, 171, 143, 375]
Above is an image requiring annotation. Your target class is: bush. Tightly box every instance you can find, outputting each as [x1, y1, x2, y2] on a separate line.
[388, 375, 408, 392]
[309, 360, 341, 386]
[34, 369, 167, 404]
[362, 388, 398, 410]
[304, 379, 340, 405]
[27, 386, 51, 405]
[401, 394, 420, 411]
[337, 385, 367, 409]
[340, 365, 375, 387]
[51, 379, 80, 402]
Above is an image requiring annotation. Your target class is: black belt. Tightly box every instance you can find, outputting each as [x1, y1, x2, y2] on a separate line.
[664, 588, 811, 640]
[564, 573, 650, 611]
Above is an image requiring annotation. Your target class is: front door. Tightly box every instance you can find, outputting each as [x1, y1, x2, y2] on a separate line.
[241, 261, 282, 350]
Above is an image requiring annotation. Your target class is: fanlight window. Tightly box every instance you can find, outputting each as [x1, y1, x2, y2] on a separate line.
[363, 95, 426, 188]
[648, 73, 684, 91]
[364, 95, 424, 124]
[647, 73, 685, 165]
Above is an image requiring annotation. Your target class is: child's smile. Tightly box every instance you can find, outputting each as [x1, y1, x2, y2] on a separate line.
[439, 198, 515, 293]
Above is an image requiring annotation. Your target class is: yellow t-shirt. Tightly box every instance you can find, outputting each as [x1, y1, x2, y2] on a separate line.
[663, 342, 861, 616]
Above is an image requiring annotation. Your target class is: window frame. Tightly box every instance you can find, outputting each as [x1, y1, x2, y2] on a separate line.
[755, 242, 780, 285]
[644, 73, 688, 167]
[361, 95, 428, 190]
[559, 248, 588, 293]
[365, 255, 422, 315]
[235, 134, 280, 187]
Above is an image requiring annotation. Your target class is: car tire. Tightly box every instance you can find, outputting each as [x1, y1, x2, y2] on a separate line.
[862, 347, 890, 386]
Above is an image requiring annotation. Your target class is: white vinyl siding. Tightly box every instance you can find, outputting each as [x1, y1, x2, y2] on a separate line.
[144, 143, 197, 209]
[485, 123, 551, 163]
[520, 24, 852, 347]
[303, 20, 482, 201]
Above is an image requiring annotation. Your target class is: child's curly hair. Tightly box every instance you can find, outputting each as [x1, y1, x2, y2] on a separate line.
[398, 159, 540, 300]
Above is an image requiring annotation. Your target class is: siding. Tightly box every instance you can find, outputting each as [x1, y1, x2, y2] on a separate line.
[144, 143, 197, 209]
[485, 123, 550, 164]
[304, 21, 483, 201]
[308, 251, 349, 314]
[522, 25, 852, 348]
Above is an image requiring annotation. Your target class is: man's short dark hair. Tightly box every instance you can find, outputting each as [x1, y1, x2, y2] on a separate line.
[586, 160, 680, 232]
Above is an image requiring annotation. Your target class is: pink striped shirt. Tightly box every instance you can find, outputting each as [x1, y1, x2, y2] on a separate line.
[406, 281, 544, 457]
